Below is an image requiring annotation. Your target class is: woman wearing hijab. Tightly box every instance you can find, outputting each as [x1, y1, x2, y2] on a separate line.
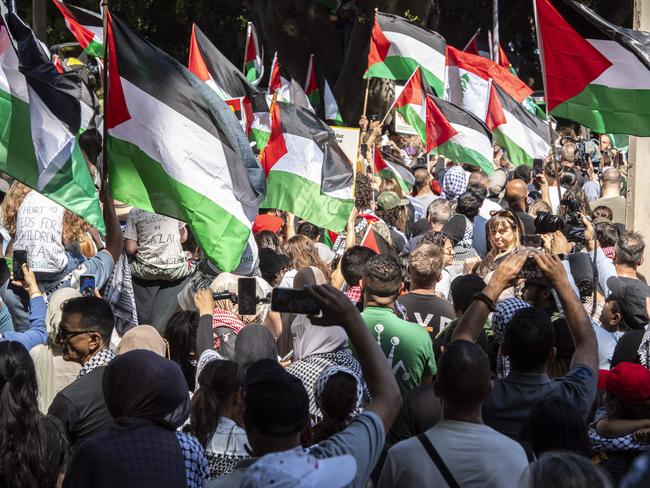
[63, 350, 208, 488]
[116, 325, 168, 357]
[29, 287, 81, 413]
[285, 267, 368, 422]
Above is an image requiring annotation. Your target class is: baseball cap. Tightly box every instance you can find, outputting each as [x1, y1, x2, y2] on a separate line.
[253, 214, 284, 234]
[241, 449, 357, 488]
[376, 191, 408, 211]
[606, 276, 650, 329]
[598, 362, 650, 405]
[244, 359, 309, 436]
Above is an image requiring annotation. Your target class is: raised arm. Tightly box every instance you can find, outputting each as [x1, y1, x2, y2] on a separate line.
[2, 264, 47, 350]
[306, 284, 402, 431]
[194, 288, 215, 356]
[452, 252, 528, 343]
[532, 252, 598, 372]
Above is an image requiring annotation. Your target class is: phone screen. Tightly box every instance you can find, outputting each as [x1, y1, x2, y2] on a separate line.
[79, 275, 96, 297]
[13, 250, 27, 281]
[237, 277, 257, 316]
[271, 288, 321, 315]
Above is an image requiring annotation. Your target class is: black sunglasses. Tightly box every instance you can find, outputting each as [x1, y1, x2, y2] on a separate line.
[55, 328, 97, 342]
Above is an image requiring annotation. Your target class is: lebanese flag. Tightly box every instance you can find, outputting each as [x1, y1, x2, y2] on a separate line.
[535, 0, 650, 136]
[365, 12, 446, 97]
[243, 22, 263, 86]
[188, 24, 270, 149]
[304, 54, 321, 110]
[394, 67, 493, 173]
[106, 11, 265, 272]
[260, 100, 354, 232]
[373, 146, 415, 193]
[51, 0, 103, 58]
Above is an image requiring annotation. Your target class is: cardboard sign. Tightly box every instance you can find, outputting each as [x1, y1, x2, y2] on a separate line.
[330, 125, 360, 166]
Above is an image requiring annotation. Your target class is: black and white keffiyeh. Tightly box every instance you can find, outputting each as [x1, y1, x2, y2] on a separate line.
[637, 324, 650, 370]
[313, 365, 365, 421]
[77, 348, 115, 378]
[492, 298, 531, 378]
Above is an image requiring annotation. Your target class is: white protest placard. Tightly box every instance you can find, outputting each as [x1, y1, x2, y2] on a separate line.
[330, 126, 360, 166]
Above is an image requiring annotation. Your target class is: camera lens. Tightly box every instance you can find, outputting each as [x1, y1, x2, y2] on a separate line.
[534, 212, 565, 234]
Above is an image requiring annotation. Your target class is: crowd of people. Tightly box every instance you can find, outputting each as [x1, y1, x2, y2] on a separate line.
[0, 120, 648, 488]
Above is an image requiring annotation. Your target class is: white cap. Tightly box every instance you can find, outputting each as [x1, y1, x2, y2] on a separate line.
[241, 449, 357, 488]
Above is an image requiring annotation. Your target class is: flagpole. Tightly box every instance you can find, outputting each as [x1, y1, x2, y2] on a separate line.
[492, 0, 499, 65]
[101, 0, 109, 191]
[243, 22, 250, 74]
[362, 78, 370, 117]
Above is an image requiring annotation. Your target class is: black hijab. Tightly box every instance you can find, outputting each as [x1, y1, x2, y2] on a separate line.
[102, 350, 191, 430]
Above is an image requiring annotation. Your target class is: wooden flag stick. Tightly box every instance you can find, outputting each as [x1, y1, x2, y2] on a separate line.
[101, 0, 109, 189]
[547, 119, 562, 208]
[362, 78, 370, 117]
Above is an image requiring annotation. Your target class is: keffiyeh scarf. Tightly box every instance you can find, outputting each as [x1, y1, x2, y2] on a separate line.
[443, 166, 468, 200]
[77, 348, 115, 379]
[212, 308, 245, 350]
[492, 298, 532, 378]
[314, 365, 365, 421]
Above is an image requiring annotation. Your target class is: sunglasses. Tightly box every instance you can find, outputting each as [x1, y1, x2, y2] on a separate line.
[55, 328, 97, 343]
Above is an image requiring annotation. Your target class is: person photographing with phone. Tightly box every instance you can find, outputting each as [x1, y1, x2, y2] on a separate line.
[0, 262, 47, 350]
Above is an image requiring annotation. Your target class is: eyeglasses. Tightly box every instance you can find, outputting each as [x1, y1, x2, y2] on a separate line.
[55, 328, 97, 343]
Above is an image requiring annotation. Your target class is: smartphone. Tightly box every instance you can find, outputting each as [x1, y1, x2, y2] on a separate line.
[271, 288, 321, 316]
[237, 277, 257, 315]
[532, 158, 543, 178]
[79, 275, 96, 297]
[522, 234, 543, 249]
[12, 250, 27, 281]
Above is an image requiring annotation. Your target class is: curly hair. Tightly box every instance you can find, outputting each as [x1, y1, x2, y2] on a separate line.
[2, 181, 31, 237]
[354, 173, 373, 210]
[285, 234, 331, 281]
[2, 181, 89, 242]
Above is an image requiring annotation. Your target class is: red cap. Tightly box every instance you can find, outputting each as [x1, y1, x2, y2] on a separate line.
[598, 362, 650, 406]
[252, 214, 284, 235]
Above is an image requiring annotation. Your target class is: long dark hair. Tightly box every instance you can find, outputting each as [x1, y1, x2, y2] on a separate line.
[0, 341, 69, 487]
[163, 311, 200, 390]
[188, 360, 243, 448]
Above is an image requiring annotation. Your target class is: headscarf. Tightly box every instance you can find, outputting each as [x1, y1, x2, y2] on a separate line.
[46, 287, 82, 337]
[492, 298, 532, 378]
[291, 267, 349, 361]
[442, 165, 468, 200]
[116, 325, 168, 357]
[103, 349, 191, 429]
[314, 366, 365, 420]
[234, 324, 277, 374]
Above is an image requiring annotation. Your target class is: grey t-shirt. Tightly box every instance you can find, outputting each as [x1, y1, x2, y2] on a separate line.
[378, 420, 529, 488]
[207, 411, 385, 488]
[590, 196, 626, 225]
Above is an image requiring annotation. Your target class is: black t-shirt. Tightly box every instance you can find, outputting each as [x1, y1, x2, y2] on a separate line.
[512, 210, 536, 235]
[396, 292, 455, 340]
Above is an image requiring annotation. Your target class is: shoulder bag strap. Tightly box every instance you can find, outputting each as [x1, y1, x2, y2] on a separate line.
[417, 433, 461, 488]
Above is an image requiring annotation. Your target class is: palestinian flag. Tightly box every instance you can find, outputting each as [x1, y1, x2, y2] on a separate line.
[365, 12, 446, 97]
[52, 0, 103, 58]
[393, 67, 493, 173]
[535, 0, 650, 135]
[244, 22, 263, 86]
[445, 45, 532, 123]
[106, 12, 265, 272]
[304, 54, 321, 109]
[324, 78, 343, 125]
[260, 100, 353, 231]
[188, 23, 270, 149]
[269, 51, 291, 100]
[360, 224, 393, 255]
[373, 146, 414, 193]
[491, 85, 553, 166]
[0, 11, 104, 232]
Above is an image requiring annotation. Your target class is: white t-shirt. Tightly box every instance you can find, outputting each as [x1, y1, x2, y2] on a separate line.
[378, 420, 529, 488]
[124, 209, 187, 270]
[479, 198, 503, 220]
[548, 186, 566, 214]
[13, 191, 67, 273]
[593, 323, 623, 370]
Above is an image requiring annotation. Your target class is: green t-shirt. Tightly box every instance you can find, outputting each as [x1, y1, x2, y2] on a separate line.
[361, 306, 436, 394]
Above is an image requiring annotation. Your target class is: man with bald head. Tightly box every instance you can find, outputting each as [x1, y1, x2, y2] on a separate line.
[590, 167, 625, 224]
[505, 179, 536, 234]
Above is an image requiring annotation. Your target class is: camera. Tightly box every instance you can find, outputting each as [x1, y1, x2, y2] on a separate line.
[534, 212, 564, 234]
[533, 205, 586, 244]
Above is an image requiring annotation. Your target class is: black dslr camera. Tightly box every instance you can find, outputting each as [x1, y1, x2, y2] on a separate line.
[534, 199, 586, 244]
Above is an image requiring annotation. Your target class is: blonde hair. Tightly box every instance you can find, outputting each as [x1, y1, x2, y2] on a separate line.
[2, 181, 89, 243]
[487, 210, 521, 253]
[285, 234, 331, 282]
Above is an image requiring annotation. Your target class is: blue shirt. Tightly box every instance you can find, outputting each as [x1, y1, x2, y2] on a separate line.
[0, 296, 47, 350]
